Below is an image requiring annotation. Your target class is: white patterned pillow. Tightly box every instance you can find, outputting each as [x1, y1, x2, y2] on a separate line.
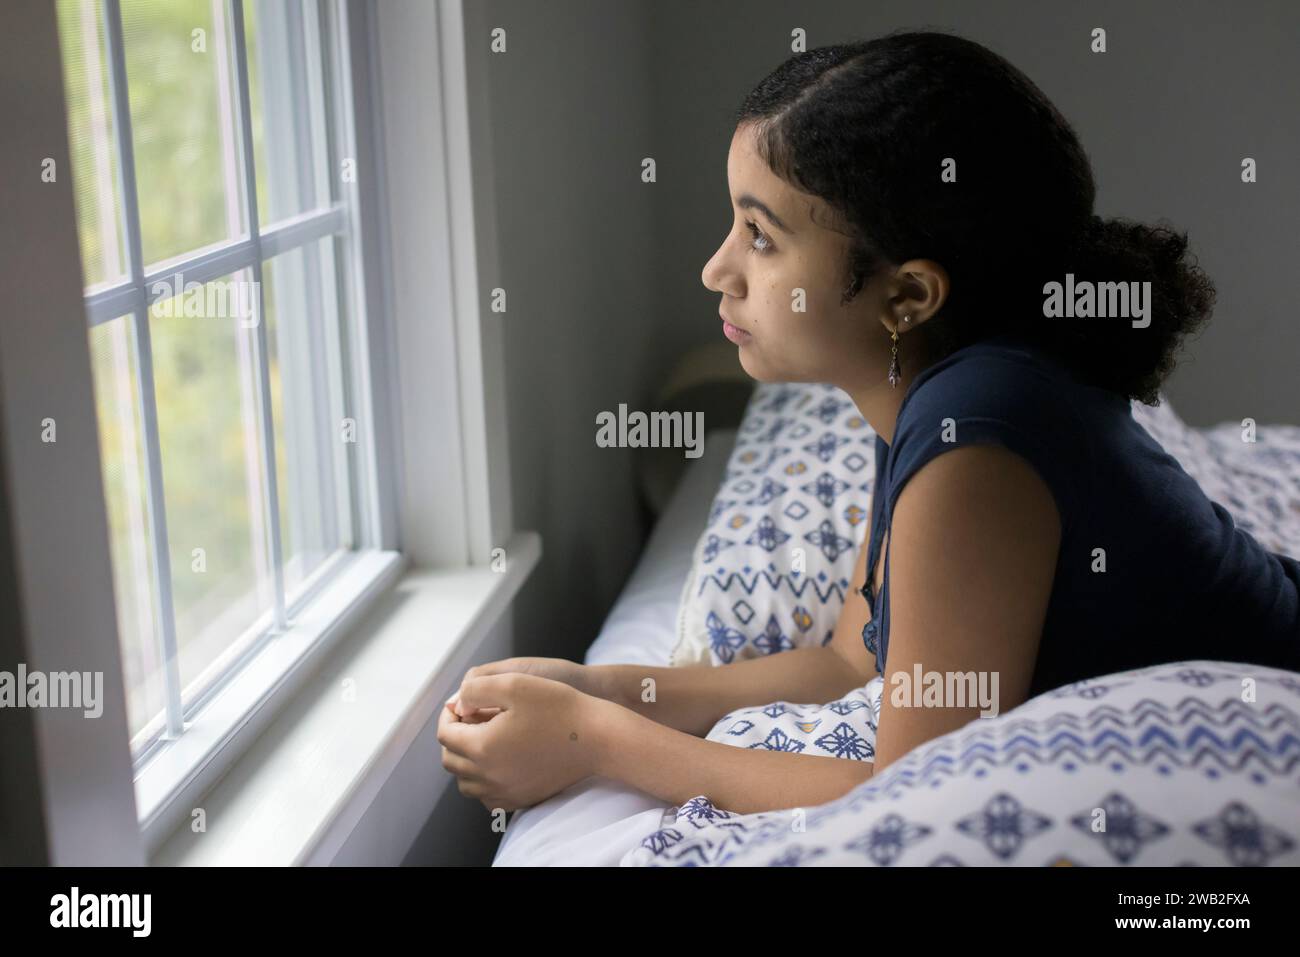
[1192, 421, 1300, 556]
[668, 383, 874, 665]
[706, 679, 883, 760]
[1129, 398, 1300, 555]
[622, 660, 1300, 866]
[670, 384, 1300, 668]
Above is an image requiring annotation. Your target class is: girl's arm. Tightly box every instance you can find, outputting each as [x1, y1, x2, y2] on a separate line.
[867, 443, 1059, 772]
[593, 646, 869, 738]
[442, 536, 883, 815]
[587, 692, 873, 814]
[441, 670, 872, 814]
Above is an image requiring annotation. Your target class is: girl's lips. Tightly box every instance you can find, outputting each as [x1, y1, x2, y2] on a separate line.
[722, 319, 752, 344]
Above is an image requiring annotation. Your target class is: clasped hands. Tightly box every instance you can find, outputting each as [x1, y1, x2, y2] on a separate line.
[436, 658, 612, 812]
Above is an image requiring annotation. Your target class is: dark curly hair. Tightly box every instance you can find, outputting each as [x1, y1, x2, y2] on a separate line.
[735, 29, 1216, 404]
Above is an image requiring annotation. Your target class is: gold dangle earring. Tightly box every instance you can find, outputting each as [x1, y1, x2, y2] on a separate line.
[887, 316, 909, 388]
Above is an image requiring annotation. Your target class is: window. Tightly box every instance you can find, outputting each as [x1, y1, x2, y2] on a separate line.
[56, 0, 391, 805]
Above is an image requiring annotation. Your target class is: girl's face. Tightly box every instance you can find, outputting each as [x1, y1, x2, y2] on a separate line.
[701, 123, 898, 389]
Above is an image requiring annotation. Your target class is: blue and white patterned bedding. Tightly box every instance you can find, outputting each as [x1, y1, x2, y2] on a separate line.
[621, 661, 1300, 866]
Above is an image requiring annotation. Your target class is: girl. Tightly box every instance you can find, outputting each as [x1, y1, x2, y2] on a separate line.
[437, 30, 1300, 817]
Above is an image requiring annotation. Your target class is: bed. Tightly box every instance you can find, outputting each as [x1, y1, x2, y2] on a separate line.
[493, 386, 1300, 867]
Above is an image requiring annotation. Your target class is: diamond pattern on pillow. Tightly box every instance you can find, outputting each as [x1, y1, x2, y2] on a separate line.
[669, 383, 874, 665]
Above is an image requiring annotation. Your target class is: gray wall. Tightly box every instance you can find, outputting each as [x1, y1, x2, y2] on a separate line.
[479, 0, 662, 663]
[478, 0, 1298, 672]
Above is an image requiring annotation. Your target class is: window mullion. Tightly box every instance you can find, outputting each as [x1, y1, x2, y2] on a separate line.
[89, 209, 345, 329]
[228, 0, 289, 632]
[102, 0, 185, 738]
[324, 0, 379, 550]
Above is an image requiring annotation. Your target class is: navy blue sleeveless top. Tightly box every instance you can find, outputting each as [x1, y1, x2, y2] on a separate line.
[861, 333, 1300, 697]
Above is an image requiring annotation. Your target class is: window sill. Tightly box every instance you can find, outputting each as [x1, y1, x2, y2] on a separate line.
[147, 530, 541, 865]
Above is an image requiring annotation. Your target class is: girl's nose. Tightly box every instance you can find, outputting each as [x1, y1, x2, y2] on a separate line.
[702, 240, 740, 296]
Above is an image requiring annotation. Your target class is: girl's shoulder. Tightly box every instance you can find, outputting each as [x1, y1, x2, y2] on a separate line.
[903, 333, 1100, 431]
[886, 333, 1108, 530]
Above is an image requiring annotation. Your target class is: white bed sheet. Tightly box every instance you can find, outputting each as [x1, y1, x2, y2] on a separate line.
[492, 429, 738, 866]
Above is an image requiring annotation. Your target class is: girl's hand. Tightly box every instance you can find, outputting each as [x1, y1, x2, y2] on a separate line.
[436, 673, 606, 811]
[452, 657, 611, 717]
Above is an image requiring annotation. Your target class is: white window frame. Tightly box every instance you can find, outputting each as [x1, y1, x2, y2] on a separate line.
[77, 0, 403, 851]
[1, 0, 516, 864]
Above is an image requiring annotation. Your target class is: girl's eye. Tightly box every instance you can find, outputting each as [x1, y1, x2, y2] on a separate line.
[744, 220, 773, 254]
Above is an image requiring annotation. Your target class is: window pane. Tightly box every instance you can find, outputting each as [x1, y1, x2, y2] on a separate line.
[89, 317, 164, 742]
[148, 270, 273, 699]
[61, 0, 364, 765]
[56, 0, 127, 289]
[121, 0, 246, 267]
[246, 0, 332, 226]
[264, 238, 352, 596]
